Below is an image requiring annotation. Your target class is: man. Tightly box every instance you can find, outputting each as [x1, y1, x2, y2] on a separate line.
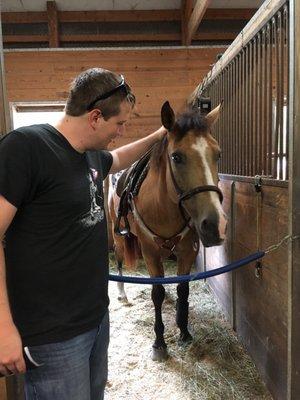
[0, 67, 166, 399]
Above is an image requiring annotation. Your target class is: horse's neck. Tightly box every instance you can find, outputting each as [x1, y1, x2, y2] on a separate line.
[135, 152, 184, 236]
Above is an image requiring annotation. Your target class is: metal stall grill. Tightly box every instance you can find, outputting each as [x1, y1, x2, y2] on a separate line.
[192, 1, 289, 181]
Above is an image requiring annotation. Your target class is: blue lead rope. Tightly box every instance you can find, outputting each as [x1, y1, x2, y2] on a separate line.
[108, 250, 265, 285]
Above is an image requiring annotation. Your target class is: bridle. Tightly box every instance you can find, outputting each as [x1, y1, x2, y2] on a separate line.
[167, 154, 223, 223]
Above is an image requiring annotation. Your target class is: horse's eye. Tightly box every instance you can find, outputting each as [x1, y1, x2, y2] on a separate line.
[171, 152, 182, 164]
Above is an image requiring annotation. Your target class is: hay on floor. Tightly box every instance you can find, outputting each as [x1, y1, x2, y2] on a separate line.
[106, 256, 272, 400]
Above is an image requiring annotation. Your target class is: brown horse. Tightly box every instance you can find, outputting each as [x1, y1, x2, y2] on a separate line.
[109, 101, 227, 361]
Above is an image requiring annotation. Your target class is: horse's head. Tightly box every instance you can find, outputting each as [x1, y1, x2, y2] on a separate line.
[161, 101, 227, 247]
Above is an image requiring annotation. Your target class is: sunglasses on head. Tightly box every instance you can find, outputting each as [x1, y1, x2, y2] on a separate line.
[87, 75, 128, 110]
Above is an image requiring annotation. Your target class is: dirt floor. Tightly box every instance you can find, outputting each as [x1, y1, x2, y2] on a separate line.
[105, 259, 273, 400]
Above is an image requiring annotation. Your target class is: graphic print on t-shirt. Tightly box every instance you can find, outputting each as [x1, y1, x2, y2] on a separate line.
[81, 168, 104, 227]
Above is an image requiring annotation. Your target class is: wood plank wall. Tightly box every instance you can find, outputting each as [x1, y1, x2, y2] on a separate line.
[0, 380, 6, 400]
[3, 47, 226, 147]
[205, 179, 288, 400]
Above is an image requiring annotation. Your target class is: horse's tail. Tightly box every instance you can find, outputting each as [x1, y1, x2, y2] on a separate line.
[124, 233, 140, 270]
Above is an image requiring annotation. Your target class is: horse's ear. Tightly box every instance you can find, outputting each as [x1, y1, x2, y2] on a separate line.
[205, 102, 223, 127]
[161, 101, 175, 131]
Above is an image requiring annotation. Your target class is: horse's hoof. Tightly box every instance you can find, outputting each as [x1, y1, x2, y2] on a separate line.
[151, 346, 169, 361]
[117, 295, 128, 303]
[178, 332, 193, 345]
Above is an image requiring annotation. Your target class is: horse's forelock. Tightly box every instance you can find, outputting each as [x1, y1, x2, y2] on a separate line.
[173, 110, 208, 141]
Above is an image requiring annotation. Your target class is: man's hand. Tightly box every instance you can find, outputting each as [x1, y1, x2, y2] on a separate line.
[0, 321, 26, 376]
[156, 126, 168, 141]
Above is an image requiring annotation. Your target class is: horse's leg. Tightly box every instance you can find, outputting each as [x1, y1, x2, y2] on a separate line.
[117, 259, 128, 303]
[108, 193, 129, 303]
[141, 249, 168, 361]
[151, 283, 168, 361]
[176, 244, 197, 344]
[176, 281, 192, 343]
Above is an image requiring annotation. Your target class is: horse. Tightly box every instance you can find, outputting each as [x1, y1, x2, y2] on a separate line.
[109, 101, 227, 361]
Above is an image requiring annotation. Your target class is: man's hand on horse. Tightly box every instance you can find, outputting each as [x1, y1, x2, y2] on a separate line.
[156, 126, 168, 140]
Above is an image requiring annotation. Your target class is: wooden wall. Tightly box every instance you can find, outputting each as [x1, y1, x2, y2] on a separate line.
[0, 380, 6, 400]
[205, 178, 289, 400]
[3, 47, 226, 146]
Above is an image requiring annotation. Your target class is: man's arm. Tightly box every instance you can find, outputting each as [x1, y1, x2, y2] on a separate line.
[0, 195, 26, 376]
[109, 126, 167, 174]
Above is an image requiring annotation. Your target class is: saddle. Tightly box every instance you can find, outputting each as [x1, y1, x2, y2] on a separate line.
[114, 148, 152, 236]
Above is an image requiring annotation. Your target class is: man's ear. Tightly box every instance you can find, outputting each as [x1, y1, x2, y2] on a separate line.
[89, 109, 102, 125]
[205, 102, 223, 127]
[161, 101, 175, 131]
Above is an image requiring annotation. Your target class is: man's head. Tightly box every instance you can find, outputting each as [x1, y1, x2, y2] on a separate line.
[64, 68, 136, 150]
[65, 68, 135, 119]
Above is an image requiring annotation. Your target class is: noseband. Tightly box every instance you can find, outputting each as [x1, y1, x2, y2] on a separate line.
[167, 155, 223, 222]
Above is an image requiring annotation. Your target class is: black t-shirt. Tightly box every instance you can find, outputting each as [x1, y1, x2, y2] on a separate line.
[0, 124, 113, 346]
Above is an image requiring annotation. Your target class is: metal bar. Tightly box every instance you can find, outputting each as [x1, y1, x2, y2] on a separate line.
[219, 173, 288, 187]
[245, 45, 249, 176]
[284, 4, 289, 180]
[249, 40, 254, 176]
[201, 0, 287, 86]
[253, 37, 257, 176]
[257, 32, 262, 175]
[239, 52, 243, 175]
[266, 22, 273, 176]
[234, 58, 238, 174]
[230, 62, 234, 174]
[273, 16, 280, 178]
[261, 27, 267, 176]
[278, 10, 284, 180]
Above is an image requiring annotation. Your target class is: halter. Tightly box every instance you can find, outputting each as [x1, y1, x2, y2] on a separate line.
[167, 154, 223, 223]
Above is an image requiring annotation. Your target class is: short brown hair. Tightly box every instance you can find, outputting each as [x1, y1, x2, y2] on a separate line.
[65, 68, 135, 119]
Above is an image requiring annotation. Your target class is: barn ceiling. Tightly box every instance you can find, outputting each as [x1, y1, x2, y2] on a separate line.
[1, 1, 264, 12]
[0, 0, 265, 48]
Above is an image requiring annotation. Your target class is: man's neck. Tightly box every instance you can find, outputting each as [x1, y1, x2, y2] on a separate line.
[54, 114, 87, 153]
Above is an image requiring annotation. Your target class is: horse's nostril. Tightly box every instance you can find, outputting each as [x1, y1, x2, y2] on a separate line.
[201, 216, 218, 233]
[201, 219, 209, 229]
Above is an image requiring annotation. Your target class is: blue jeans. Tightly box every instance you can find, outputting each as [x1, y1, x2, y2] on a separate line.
[24, 311, 109, 400]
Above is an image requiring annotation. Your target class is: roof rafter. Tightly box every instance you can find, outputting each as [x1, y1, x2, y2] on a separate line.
[186, 0, 211, 46]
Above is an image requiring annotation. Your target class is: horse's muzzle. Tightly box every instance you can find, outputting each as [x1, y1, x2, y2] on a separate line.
[198, 214, 227, 247]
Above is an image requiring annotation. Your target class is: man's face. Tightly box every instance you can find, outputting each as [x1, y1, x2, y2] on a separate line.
[95, 100, 132, 149]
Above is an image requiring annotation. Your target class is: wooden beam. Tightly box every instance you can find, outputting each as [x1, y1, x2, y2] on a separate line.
[186, 0, 211, 46]
[194, 31, 236, 40]
[181, 0, 193, 45]
[2, 31, 237, 44]
[47, 1, 59, 48]
[59, 33, 182, 42]
[3, 35, 48, 43]
[59, 10, 180, 22]
[1, 8, 257, 24]
[205, 8, 257, 20]
[0, 13, 11, 136]
[1, 12, 48, 23]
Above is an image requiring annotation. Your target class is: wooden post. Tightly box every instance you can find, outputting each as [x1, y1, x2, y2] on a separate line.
[47, 1, 59, 48]
[181, 0, 193, 46]
[287, 0, 300, 398]
[0, 13, 10, 136]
